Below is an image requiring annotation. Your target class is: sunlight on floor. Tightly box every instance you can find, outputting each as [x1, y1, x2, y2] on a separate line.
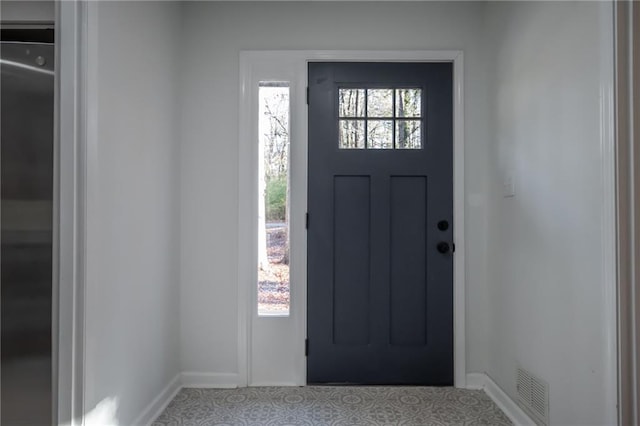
[82, 397, 119, 426]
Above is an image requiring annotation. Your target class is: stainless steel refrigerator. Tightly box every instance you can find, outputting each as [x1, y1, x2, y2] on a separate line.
[1, 39, 55, 425]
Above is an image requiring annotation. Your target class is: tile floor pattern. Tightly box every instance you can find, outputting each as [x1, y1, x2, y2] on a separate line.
[152, 386, 512, 426]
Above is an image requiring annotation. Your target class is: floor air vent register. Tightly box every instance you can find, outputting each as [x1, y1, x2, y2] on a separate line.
[517, 366, 549, 426]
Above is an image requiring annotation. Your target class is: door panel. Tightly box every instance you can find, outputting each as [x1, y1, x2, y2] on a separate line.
[333, 175, 371, 345]
[390, 176, 427, 346]
[307, 62, 453, 385]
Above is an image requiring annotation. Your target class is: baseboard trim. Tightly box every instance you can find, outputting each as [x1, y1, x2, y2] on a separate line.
[181, 372, 240, 388]
[465, 372, 486, 390]
[249, 382, 300, 387]
[132, 374, 182, 426]
[466, 373, 536, 426]
[135, 372, 241, 425]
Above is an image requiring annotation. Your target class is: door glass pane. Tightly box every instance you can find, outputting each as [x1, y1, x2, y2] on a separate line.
[395, 88, 421, 118]
[339, 89, 365, 117]
[339, 120, 365, 149]
[368, 120, 393, 149]
[258, 82, 290, 316]
[367, 89, 393, 117]
[336, 87, 424, 150]
[396, 120, 422, 149]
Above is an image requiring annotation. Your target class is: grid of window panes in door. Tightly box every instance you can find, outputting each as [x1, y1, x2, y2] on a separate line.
[338, 88, 422, 149]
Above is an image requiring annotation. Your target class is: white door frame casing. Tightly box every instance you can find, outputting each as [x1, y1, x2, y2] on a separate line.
[615, 1, 640, 424]
[238, 50, 466, 387]
[55, 0, 87, 424]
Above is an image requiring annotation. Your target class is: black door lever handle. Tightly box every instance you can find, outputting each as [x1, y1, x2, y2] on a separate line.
[437, 242, 451, 254]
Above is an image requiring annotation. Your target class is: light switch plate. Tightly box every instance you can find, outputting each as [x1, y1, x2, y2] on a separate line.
[503, 175, 515, 198]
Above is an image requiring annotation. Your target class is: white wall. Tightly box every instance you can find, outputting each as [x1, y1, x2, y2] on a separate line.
[83, 2, 182, 424]
[482, 2, 615, 424]
[179, 1, 492, 379]
[76, 2, 617, 424]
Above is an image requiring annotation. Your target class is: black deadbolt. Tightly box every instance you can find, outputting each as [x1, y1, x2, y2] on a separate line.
[437, 220, 449, 231]
[437, 242, 450, 254]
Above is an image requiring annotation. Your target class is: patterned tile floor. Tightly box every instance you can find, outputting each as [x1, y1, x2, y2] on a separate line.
[152, 386, 512, 426]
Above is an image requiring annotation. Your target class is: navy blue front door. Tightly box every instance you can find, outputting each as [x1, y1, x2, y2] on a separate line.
[307, 62, 454, 385]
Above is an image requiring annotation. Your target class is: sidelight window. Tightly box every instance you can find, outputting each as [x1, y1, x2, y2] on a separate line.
[257, 82, 290, 316]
